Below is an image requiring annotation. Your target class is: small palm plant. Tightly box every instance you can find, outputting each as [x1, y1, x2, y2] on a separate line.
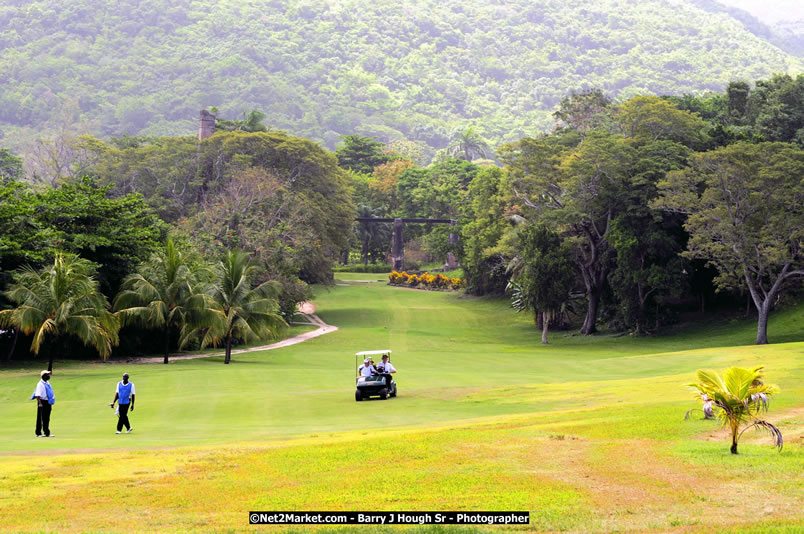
[688, 366, 783, 454]
[181, 249, 286, 364]
[0, 253, 119, 371]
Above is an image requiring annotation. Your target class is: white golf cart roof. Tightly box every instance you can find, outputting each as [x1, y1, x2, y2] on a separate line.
[355, 350, 392, 356]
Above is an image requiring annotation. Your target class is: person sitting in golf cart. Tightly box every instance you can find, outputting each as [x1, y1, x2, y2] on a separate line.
[375, 353, 396, 387]
[375, 353, 396, 374]
[357, 358, 377, 380]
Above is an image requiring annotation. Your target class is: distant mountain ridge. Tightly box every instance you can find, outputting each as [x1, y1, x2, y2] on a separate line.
[0, 0, 801, 153]
[699, 0, 804, 56]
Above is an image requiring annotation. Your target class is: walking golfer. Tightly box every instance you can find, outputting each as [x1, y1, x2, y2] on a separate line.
[110, 372, 135, 434]
[32, 370, 55, 437]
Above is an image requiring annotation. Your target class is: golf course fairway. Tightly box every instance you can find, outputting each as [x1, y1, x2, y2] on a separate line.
[0, 276, 802, 533]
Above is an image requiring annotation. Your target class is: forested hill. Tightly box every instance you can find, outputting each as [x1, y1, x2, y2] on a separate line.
[1, 0, 802, 153]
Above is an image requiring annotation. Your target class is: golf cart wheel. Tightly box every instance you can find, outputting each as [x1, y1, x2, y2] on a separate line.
[379, 388, 388, 400]
[355, 390, 362, 402]
[390, 387, 397, 398]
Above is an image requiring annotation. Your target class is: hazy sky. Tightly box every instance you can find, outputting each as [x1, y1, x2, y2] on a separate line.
[716, 0, 804, 25]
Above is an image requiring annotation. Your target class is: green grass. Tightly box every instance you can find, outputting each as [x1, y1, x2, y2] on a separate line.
[0, 280, 801, 532]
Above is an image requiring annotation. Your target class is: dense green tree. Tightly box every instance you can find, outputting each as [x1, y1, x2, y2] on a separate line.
[509, 225, 575, 344]
[0, 253, 120, 370]
[655, 142, 804, 344]
[0, 148, 24, 181]
[80, 135, 203, 222]
[606, 140, 691, 333]
[396, 158, 478, 219]
[86, 130, 355, 284]
[335, 135, 390, 174]
[461, 166, 511, 295]
[35, 176, 165, 294]
[214, 109, 269, 133]
[198, 132, 355, 283]
[553, 88, 613, 131]
[615, 95, 709, 147]
[502, 131, 636, 335]
[745, 74, 804, 145]
[726, 80, 751, 121]
[0, 181, 49, 277]
[182, 249, 286, 364]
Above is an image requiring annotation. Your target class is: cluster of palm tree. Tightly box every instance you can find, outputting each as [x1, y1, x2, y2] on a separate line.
[0, 240, 286, 369]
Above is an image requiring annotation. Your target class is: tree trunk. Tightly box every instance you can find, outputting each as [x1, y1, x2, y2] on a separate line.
[6, 328, 19, 361]
[48, 354, 53, 372]
[743, 264, 792, 346]
[756, 303, 770, 345]
[580, 289, 600, 335]
[163, 327, 170, 364]
[730, 422, 739, 454]
[362, 239, 369, 267]
[224, 336, 232, 364]
[541, 312, 549, 344]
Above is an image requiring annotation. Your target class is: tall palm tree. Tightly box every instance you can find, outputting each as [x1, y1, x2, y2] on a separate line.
[446, 126, 491, 161]
[181, 249, 286, 364]
[688, 366, 783, 454]
[0, 253, 119, 371]
[114, 238, 200, 364]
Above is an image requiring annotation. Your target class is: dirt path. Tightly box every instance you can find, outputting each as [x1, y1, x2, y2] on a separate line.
[115, 302, 336, 364]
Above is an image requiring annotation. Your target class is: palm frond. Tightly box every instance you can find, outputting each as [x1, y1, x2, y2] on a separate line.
[30, 319, 57, 355]
[737, 420, 784, 451]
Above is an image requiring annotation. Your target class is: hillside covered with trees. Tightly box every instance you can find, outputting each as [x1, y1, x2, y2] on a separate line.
[1, 0, 802, 157]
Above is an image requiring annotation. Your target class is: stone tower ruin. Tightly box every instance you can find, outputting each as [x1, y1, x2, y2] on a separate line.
[198, 109, 216, 140]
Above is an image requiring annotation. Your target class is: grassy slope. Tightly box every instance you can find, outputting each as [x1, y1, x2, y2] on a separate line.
[0, 277, 801, 532]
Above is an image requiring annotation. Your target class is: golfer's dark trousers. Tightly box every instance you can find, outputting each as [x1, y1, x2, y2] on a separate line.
[36, 403, 52, 436]
[117, 403, 131, 431]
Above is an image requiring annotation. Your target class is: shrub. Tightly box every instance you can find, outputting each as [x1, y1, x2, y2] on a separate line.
[389, 270, 466, 291]
[434, 273, 450, 289]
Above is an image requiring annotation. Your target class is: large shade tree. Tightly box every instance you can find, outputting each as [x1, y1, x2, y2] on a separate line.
[0, 253, 119, 370]
[655, 141, 804, 344]
[501, 131, 634, 334]
[114, 238, 202, 364]
[508, 224, 576, 344]
[182, 250, 286, 364]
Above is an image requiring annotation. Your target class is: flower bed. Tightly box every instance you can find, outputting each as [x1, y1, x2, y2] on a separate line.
[389, 271, 465, 290]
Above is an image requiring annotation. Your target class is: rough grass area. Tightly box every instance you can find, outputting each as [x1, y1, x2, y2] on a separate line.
[0, 277, 801, 532]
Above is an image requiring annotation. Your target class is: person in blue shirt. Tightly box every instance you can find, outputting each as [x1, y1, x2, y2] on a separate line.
[32, 370, 55, 437]
[109, 372, 135, 434]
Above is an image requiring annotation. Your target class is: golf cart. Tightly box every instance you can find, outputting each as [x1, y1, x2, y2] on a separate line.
[355, 350, 397, 401]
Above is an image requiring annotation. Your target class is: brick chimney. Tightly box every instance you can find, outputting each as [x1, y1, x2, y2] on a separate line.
[198, 109, 216, 140]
